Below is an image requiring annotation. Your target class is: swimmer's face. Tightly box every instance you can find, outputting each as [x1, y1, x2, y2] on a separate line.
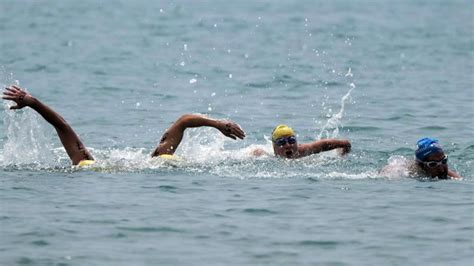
[419, 151, 449, 179]
[273, 135, 298, 158]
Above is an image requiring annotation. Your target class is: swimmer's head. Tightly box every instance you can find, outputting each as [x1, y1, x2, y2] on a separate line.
[272, 125, 295, 141]
[272, 124, 298, 158]
[415, 138, 448, 178]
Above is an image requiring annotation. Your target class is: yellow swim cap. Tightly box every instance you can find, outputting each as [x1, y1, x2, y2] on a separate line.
[77, 160, 96, 167]
[272, 124, 295, 141]
[159, 154, 180, 160]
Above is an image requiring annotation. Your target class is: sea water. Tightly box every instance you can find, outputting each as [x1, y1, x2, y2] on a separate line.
[0, 0, 473, 265]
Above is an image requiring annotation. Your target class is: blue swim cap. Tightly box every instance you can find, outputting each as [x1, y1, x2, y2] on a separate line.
[415, 137, 443, 161]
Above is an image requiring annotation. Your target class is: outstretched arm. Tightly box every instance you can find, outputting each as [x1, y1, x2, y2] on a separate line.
[152, 114, 245, 156]
[298, 139, 351, 157]
[2, 85, 93, 165]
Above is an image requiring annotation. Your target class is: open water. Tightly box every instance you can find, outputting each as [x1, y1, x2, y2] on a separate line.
[1, 0, 473, 265]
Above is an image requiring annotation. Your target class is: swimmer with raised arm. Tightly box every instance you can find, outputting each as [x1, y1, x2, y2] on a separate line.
[3, 85, 245, 165]
[2, 85, 94, 166]
[151, 114, 245, 157]
[252, 124, 351, 158]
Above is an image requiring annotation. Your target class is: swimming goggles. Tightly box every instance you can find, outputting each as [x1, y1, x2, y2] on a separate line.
[419, 155, 448, 168]
[274, 136, 297, 146]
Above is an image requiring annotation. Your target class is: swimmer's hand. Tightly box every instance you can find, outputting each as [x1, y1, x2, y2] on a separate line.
[339, 143, 352, 156]
[448, 169, 462, 180]
[2, 85, 35, 109]
[216, 120, 246, 140]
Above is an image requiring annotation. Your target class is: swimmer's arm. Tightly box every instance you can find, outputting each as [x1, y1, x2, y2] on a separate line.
[448, 169, 462, 180]
[2, 85, 93, 165]
[298, 139, 351, 157]
[152, 114, 245, 156]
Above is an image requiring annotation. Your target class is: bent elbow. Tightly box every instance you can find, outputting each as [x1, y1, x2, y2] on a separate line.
[177, 113, 194, 120]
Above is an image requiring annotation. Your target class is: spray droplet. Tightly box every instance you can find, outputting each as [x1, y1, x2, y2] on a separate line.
[183, 44, 188, 51]
[345, 68, 353, 77]
[180, 61, 185, 66]
[228, 74, 233, 79]
[189, 78, 197, 84]
[211, 92, 216, 97]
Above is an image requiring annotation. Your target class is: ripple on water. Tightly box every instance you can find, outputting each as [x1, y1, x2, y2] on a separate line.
[271, 240, 343, 250]
[419, 126, 448, 130]
[243, 208, 278, 215]
[109, 232, 127, 238]
[11, 186, 35, 191]
[252, 251, 299, 259]
[19, 231, 55, 237]
[297, 240, 340, 248]
[158, 185, 178, 192]
[116, 226, 185, 233]
[225, 208, 278, 215]
[344, 126, 382, 132]
[24, 64, 48, 73]
[17, 257, 34, 265]
[31, 240, 49, 246]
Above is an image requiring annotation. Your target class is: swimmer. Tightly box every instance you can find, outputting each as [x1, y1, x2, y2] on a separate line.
[151, 114, 245, 157]
[409, 138, 461, 179]
[2, 85, 94, 166]
[381, 137, 461, 179]
[252, 124, 351, 159]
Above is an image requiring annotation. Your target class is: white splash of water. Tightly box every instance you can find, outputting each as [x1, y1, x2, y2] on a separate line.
[176, 127, 229, 163]
[2, 88, 55, 166]
[318, 83, 355, 139]
[379, 155, 411, 179]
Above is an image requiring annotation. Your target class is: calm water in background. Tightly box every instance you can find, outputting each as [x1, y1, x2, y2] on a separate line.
[1, 0, 473, 265]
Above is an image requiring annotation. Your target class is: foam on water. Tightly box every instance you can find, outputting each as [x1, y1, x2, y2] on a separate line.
[379, 155, 412, 179]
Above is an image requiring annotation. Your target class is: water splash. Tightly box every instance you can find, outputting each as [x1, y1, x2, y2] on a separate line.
[318, 82, 355, 139]
[379, 155, 411, 179]
[2, 97, 56, 166]
[1, 75, 54, 166]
